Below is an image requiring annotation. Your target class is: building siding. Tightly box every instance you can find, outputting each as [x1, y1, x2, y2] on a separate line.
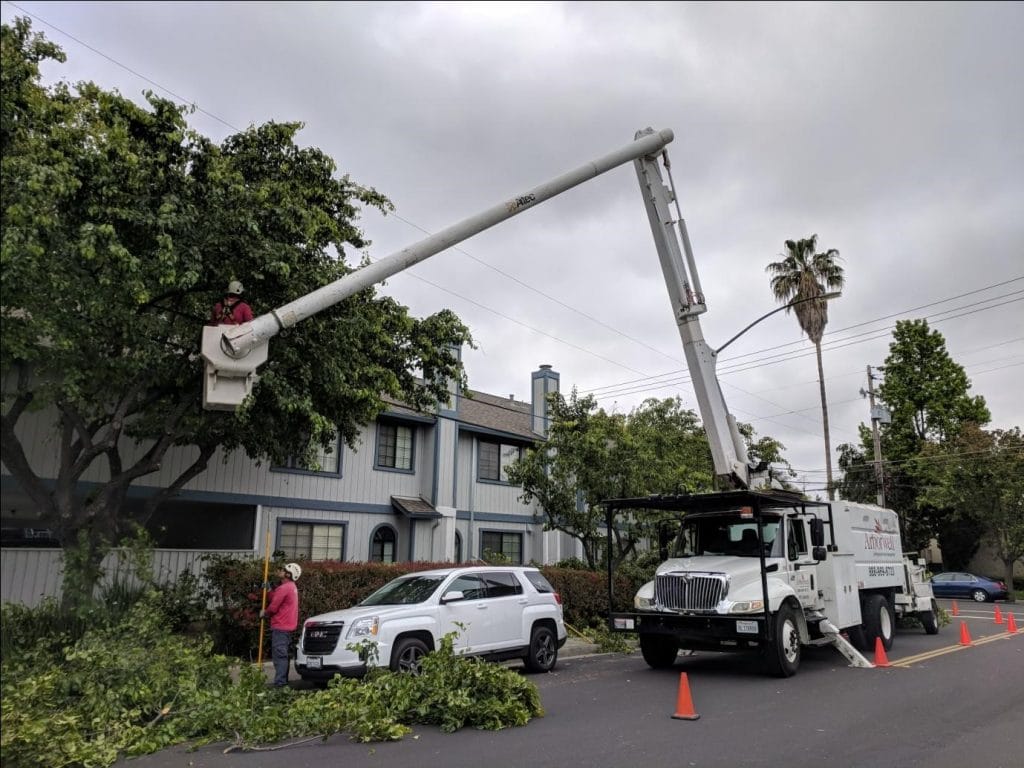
[1, 365, 585, 606]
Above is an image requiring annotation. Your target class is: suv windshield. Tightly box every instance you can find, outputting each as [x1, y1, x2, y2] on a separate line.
[360, 574, 446, 605]
[672, 514, 783, 558]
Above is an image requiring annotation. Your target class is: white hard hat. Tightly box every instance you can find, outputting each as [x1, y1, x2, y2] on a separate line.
[226, 280, 244, 296]
[283, 562, 302, 581]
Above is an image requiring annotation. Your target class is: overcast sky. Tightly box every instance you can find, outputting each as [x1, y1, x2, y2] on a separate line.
[3, 1, 1022, 497]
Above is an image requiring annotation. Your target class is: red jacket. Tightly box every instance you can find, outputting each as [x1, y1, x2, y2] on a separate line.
[264, 579, 299, 631]
[211, 299, 254, 325]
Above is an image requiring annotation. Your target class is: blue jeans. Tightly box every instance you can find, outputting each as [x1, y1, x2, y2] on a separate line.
[271, 629, 292, 686]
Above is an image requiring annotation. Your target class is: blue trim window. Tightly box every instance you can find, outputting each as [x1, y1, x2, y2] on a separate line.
[480, 530, 523, 564]
[273, 435, 342, 476]
[376, 421, 414, 472]
[278, 520, 345, 561]
[477, 440, 522, 483]
[370, 525, 397, 563]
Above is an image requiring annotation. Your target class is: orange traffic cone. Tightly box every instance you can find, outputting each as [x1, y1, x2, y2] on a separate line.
[994, 605, 1004, 624]
[1007, 613, 1019, 633]
[873, 636, 891, 667]
[951, 600, 959, 616]
[671, 672, 700, 720]
[959, 620, 973, 646]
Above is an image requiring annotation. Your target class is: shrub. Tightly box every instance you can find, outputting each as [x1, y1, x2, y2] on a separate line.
[0, 599, 543, 766]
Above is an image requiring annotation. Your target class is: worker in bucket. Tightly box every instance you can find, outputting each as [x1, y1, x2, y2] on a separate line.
[210, 280, 254, 325]
[260, 562, 301, 687]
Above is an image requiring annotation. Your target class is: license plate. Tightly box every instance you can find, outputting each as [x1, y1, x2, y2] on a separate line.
[736, 620, 758, 634]
[306, 656, 322, 669]
[613, 617, 635, 630]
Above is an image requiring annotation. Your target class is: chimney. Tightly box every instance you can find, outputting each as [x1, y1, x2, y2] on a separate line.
[531, 364, 559, 437]
[436, 343, 462, 417]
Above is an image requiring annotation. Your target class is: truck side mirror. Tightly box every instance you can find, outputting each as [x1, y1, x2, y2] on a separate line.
[812, 546, 827, 562]
[810, 518, 825, 547]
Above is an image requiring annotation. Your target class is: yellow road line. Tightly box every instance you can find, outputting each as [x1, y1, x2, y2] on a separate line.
[892, 630, 1022, 667]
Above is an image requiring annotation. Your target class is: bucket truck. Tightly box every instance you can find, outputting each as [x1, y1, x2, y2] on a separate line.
[200, 128, 938, 677]
[606, 135, 940, 676]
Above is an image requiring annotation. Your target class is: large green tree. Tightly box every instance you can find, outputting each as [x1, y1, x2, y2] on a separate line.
[837, 320, 990, 551]
[506, 393, 789, 569]
[0, 20, 471, 608]
[507, 393, 715, 569]
[917, 426, 1023, 600]
[766, 235, 844, 499]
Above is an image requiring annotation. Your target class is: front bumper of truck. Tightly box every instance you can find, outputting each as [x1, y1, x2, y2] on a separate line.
[610, 611, 770, 651]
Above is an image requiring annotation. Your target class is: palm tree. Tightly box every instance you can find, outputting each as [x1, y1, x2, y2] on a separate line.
[766, 235, 845, 499]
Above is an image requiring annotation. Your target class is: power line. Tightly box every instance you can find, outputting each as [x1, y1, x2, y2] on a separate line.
[586, 294, 1023, 402]
[14, 5, 1023, 411]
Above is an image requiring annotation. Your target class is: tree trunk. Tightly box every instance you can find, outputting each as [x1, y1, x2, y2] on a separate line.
[59, 527, 112, 613]
[1004, 559, 1018, 604]
[814, 341, 835, 500]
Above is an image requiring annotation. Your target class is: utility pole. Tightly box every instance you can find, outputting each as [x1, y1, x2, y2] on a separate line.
[863, 366, 887, 507]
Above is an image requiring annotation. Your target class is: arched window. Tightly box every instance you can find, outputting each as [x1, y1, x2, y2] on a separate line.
[370, 525, 397, 563]
[454, 530, 463, 563]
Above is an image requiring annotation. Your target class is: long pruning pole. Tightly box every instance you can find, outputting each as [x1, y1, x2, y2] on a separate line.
[256, 525, 271, 666]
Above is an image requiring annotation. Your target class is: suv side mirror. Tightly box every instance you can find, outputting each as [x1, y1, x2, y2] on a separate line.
[440, 590, 465, 603]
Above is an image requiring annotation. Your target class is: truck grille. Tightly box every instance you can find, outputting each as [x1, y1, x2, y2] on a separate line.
[655, 573, 728, 611]
[302, 622, 344, 655]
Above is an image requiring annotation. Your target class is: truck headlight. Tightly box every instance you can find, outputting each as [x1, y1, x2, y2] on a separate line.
[347, 616, 379, 638]
[730, 600, 764, 614]
[635, 595, 654, 609]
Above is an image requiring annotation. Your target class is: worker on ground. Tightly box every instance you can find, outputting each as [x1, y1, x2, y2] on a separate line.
[260, 562, 301, 687]
[210, 280, 254, 325]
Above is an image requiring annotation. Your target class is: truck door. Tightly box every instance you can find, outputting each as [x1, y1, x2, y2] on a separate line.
[786, 518, 819, 608]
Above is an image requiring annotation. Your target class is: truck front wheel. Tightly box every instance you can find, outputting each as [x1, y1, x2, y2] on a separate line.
[762, 604, 801, 678]
[639, 634, 679, 669]
[863, 594, 895, 651]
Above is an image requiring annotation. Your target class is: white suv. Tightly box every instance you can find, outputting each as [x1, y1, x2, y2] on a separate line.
[295, 566, 567, 682]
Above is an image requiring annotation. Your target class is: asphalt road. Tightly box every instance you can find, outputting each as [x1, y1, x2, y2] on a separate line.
[121, 599, 1023, 768]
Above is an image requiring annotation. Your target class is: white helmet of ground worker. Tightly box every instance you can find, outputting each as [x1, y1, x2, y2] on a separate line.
[226, 280, 244, 296]
[283, 563, 302, 581]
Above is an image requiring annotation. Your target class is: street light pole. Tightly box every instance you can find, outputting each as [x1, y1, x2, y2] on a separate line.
[715, 292, 842, 355]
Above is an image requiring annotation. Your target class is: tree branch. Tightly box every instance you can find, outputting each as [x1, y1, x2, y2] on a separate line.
[138, 441, 218, 525]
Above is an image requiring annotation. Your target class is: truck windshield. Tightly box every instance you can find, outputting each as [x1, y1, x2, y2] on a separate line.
[672, 515, 783, 558]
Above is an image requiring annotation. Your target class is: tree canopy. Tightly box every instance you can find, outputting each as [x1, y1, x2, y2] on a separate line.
[837, 319, 991, 554]
[0, 19, 471, 605]
[506, 392, 790, 569]
[916, 425, 1023, 598]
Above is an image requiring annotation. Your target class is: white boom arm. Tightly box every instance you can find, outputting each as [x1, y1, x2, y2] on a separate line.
[632, 128, 763, 489]
[202, 127, 762, 488]
[202, 128, 674, 409]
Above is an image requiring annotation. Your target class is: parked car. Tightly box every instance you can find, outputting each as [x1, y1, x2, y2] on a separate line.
[295, 565, 567, 683]
[929, 571, 1008, 602]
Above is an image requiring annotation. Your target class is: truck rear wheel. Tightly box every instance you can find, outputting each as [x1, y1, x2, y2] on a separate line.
[863, 594, 895, 651]
[639, 634, 679, 669]
[762, 603, 801, 678]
